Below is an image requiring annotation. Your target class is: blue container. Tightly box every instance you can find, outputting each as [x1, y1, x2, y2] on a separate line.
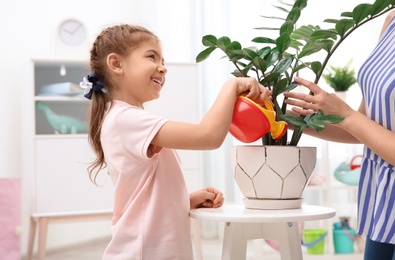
[333, 228, 357, 254]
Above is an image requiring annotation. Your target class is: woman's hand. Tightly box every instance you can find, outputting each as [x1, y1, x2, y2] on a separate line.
[190, 186, 225, 209]
[284, 77, 353, 119]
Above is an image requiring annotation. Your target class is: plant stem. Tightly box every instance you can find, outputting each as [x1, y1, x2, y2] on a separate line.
[314, 7, 395, 84]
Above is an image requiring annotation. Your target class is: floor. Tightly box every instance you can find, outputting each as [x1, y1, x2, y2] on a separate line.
[35, 236, 281, 260]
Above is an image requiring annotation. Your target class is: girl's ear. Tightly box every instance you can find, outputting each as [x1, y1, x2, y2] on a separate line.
[107, 53, 123, 75]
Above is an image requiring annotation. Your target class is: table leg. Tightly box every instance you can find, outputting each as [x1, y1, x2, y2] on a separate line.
[221, 222, 302, 260]
[27, 217, 37, 260]
[222, 222, 265, 260]
[277, 222, 303, 260]
[37, 217, 49, 260]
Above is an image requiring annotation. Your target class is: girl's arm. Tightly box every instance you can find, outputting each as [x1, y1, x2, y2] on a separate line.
[152, 77, 270, 150]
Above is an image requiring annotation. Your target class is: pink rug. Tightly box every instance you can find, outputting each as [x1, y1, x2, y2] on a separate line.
[0, 178, 21, 260]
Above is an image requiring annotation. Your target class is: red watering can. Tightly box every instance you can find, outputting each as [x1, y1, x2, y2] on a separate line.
[229, 96, 288, 143]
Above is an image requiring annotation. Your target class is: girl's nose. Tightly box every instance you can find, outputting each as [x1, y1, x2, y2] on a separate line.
[159, 64, 167, 74]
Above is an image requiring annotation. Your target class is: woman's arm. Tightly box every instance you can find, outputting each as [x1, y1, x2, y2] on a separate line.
[285, 77, 395, 165]
[290, 101, 365, 144]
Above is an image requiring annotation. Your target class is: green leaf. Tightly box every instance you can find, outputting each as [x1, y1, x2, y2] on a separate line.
[324, 19, 339, 24]
[291, 25, 320, 42]
[252, 37, 276, 44]
[235, 60, 248, 69]
[252, 56, 268, 73]
[280, 114, 308, 131]
[231, 70, 244, 77]
[202, 35, 217, 47]
[371, 0, 393, 16]
[242, 62, 254, 76]
[335, 19, 356, 37]
[217, 36, 231, 52]
[272, 5, 289, 13]
[320, 114, 345, 124]
[298, 42, 324, 59]
[241, 48, 258, 60]
[263, 72, 281, 85]
[259, 15, 285, 21]
[341, 12, 353, 18]
[257, 47, 272, 58]
[282, 83, 299, 92]
[266, 48, 280, 67]
[228, 41, 242, 51]
[305, 110, 344, 132]
[294, 0, 308, 9]
[318, 39, 335, 52]
[310, 30, 338, 41]
[292, 63, 310, 74]
[226, 41, 243, 59]
[273, 55, 294, 74]
[280, 20, 295, 36]
[273, 78, 290, 96]
[289, 39, 304, 49]
[276, 33, 291, 53]
[196, 47, 217, 63]
[286, 7, 301, 23]
[311, 61, 322, 75]
[254, 27, 280, 31]
[352, 4, 372, 24]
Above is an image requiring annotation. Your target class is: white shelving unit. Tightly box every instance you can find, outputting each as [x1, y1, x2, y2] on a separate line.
[24, 60, 114, 215]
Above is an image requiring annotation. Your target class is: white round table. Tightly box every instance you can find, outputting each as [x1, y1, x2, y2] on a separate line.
[190, 204, 336, 260]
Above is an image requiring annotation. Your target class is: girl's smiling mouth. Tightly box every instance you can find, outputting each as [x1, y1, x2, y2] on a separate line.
[151, 77, 163, 87]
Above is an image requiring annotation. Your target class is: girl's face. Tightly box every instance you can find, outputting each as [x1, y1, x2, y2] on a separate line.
[118, 38, 167, 107]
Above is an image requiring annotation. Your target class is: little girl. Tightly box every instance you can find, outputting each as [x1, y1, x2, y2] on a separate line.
[81, 24, 270, 259]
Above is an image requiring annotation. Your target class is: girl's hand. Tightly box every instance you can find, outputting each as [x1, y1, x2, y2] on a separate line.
[190, 186, 225, 209]
[231, 77, 272, 105]
[284, 77, 352, 118]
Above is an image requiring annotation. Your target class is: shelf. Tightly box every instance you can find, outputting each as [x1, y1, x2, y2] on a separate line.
[306, 185, 358, 191]
[35, 134, 88, 140]
[34, 96, 87, 102]
[303, 253, 363, 259]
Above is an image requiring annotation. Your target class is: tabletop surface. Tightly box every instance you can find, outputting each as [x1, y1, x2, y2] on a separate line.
[190, 204, 336, 223]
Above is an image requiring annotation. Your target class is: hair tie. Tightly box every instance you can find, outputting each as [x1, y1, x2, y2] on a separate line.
[79, 72, 106, 100]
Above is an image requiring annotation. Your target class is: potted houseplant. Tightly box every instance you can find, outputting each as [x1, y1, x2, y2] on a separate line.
[323, 60, 357, 101]
[196, 0, 395, 209]
[323, 60, 357, 92]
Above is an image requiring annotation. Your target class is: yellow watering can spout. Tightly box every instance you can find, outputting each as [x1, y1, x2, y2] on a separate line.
[257, 99, 288, 140]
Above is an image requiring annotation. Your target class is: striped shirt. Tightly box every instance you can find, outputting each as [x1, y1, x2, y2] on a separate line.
[357, 15, 395, 244]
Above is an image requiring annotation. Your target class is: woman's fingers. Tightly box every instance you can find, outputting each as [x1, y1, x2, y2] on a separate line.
[294, 77, 322, 94]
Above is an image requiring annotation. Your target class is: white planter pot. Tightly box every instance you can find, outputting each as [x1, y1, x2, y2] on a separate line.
[231, 145, 317, 209]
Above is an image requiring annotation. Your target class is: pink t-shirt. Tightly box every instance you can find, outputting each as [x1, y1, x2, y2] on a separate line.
[101, 100, 193, 260]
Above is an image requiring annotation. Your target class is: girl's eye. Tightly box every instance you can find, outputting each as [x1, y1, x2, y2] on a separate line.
[148, 54, 155, 60]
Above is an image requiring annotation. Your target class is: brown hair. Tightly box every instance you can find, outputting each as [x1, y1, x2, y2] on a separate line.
[87, 24, 158, 184]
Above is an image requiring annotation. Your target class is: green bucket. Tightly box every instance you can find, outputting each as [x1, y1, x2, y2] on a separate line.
[333, 229, 356, 254]
[302, 229, 327, 254]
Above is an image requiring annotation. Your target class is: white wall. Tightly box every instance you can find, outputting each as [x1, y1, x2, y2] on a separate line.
[0, 0, 200, 255]
[0, 0, 390, 256]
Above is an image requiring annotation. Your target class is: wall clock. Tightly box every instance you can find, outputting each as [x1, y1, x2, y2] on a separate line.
[58, 19, 87, 47]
